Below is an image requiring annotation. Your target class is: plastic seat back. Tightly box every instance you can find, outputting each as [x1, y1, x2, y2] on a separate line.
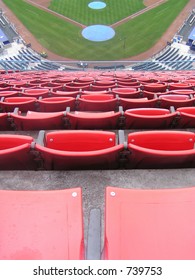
[120, 97, 157, 110]
[127, 131, 195, 168]
[143, 83, 167, 92]
[36, 130, 124, 170]
[128, 130, 195, 151]
[124, 108, 176, 129]
[159, 94, 194, 108]
[177, 107, 195, 128]
[105, 186, 195, 259]
[0, 134, 36, 169]
[11, 111, 65, 130]
[0, 113, 10, 130]
[2, 97, 37, 112]
[0, 188, 84, 259]
[45, 130, 116, 151]
[78, 95, 117, 111]
[67, 111, 121, 129]
[38, 97, 75, 112]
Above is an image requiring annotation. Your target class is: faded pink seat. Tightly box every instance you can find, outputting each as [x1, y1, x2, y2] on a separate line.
[127, 130, 195, 168]
[36, 130, 124, 170]
[105, 186, 195, 259]
[0, 188, 84, 259]
[124, 108, 177, 129]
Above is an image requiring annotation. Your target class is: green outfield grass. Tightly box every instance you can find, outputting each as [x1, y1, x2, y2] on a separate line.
[2, 0, 189, 60]
[49, 0, 145, 25]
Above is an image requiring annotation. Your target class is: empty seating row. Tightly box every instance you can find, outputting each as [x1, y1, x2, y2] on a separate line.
[1, 92, 195, 114]
[1, 130, 195, 169]
[1, 86, 195, 100]
[2, 106, 195, 130]
[1, 73, 195, 90]
[1, 186, 195, 259]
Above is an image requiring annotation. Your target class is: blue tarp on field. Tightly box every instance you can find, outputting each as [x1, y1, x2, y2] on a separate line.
[0, 29, 9, 44]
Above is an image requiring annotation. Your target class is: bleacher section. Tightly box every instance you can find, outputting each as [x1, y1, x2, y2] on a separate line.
[0, 42, 63, 71]
[131, 42, 195, 71]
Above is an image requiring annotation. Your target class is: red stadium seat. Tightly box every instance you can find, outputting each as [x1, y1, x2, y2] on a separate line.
[65, 84, 90, 91]
[159, 94, 195, 108]
[10, 110, 67, 130]
[104, 186, 195, 259]
[93, 80, 115, 86]
[177, 107, 195, 128]
[142, 83, 167, 92]
[36, 130, 124, 170]
[168, 83, 193, 90]
[1, 97, 37, 112]
[0, 113, 10, 130]
[169, 89, 195, 95]
[0, 134, 36, 169]
[52, 90, 80, 97]
[0, 91, 19, 98]
[65, 110, 122, 129]
[78, 94, 118, 111]
[112, 87, 141, 98]
[117, 81, 140, 87]
[0, 86, 13, 91]
[82, 90, 108, 95]
[0, 188, 84, 259]
[120, 97, 157, 110]
[127, 130, 195, 168]
[22, 89, 49, 98]
[124, 108, 177, 129]
[38, 97, 75, 112]
[89, 84, 116, 91]
[142, 90, 166, 99]
[77, 77, 94, 83]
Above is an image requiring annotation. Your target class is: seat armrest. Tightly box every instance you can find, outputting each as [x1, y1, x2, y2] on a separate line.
[13, 107, 19, 115]
[36, 130, 45, 146]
